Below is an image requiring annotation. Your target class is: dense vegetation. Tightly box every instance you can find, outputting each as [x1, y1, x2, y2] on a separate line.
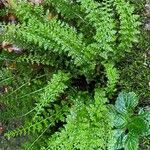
[0, 0, 149, 149]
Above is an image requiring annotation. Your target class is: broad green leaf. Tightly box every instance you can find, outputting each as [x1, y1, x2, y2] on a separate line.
[109, 129, 125, 150]
[109, 105, 127, 128]
[128, 116, 148, 135]
[115, 92, 139, 113]
[124, 132, 139, 150]
[138, 108, 150, 136]
[114, 129, 125, 150]
[113, 113, 127, 128]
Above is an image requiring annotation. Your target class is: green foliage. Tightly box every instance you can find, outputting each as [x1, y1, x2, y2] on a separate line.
[44, 0, 82, 19]
[117, 1, 150, 146]
[114, 0, 140, 52]
[4, 70, 70, 138]
[34, 71, 70, 117]
[2, 0, 140, 75]
[78, 0, 117, 59]
[104, 63, 119, 93]
[118, 49, 150, 102]
[0, 62, 43, 122]
[109, 92, 150, 150]
[0, 0, 146, 149]
[41, 89, 112, 150]
[17, 52, 61, 66]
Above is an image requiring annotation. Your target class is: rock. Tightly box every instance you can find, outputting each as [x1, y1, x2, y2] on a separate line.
[145, 3, 150, 17]
[145, 20, 150, 30]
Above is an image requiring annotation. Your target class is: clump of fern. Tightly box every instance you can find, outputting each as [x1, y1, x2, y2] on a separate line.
[41, 89, 112, 150]
[0, 0, 143, 149]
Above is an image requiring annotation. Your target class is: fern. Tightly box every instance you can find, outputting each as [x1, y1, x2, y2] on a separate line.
[78, 0, 117, 59]
[104, 63, 119, 93]
[34, 70, 70, 117]
[44, 0, 82, 20]
[4, 70, 70, 138]
[41, 89, 112, 150]
[17, 52, 64, 67]
[114, 0, 140, 56]
[3, 18, 94, 71]
[0, 0, 143, 149]
[4, 101, 70, 138]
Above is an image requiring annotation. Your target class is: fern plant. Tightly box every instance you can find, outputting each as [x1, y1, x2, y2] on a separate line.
[2, 0, 140, 74]
[40, 89, 113, 150]
[0, 0, 143, 149]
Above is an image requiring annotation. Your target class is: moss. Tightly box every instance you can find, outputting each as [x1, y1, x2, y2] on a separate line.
[118, 50, 150, 104]
[118, 1, 150, 149]
[118, 0, 150, 103]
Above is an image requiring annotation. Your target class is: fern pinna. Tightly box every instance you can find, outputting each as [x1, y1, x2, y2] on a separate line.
[0, 0, 141, 149]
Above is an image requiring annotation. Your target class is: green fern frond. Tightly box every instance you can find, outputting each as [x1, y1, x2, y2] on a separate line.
[4, 102, 70, 138]
[44, 0, 82, 19]
[78, 0, 116, 59]
[114, 0, 140, 54]
[104, 63, 119, 93]
[33, 70, 70, 118]
[42, 89, 112, 150]
[17, 52, 63, 67]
